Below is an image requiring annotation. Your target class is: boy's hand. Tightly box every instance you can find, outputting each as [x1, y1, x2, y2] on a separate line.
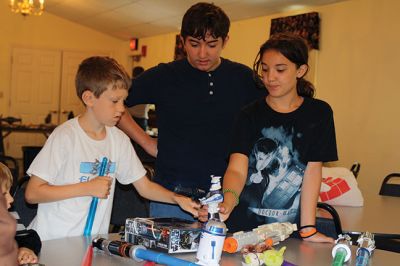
[87, 176, 112, 198]
[18, 247, 38, 265]
[198, 205, 209, 222]
[173, 194, 201, 218]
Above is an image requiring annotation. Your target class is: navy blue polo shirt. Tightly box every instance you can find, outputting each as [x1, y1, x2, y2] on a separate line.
[125, 58, 265, 191]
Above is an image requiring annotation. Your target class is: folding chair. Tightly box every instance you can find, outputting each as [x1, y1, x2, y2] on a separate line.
[379, 173, 400, 197]
[316, 202, 343, 239]
[350, 162, 361, 178]
[12, 175, 37, 227]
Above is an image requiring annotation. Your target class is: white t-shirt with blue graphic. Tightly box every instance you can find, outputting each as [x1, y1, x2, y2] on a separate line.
[27, 118, 146, 241]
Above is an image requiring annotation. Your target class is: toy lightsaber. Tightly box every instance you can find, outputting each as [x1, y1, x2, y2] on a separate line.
[331, 234, 352, 266]
[356, 232, 375, 266]
[92, 237, 200, 266]
[83, 157, 108, 236]
[223, 222, 297, 253]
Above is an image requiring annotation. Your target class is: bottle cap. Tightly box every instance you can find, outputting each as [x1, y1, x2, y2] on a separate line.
[223, 237, 238, 253]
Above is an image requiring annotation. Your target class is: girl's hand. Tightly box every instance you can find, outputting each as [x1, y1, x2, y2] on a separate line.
[218, 201, 235, 222]
[198, 202, 233, 222]
[173, 194, 201, 218]
[302, 231, 335, 243]
[18, 247, 38, 265]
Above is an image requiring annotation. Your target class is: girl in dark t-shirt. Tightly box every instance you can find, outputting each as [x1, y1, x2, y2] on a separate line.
[211, 33, 338, 244]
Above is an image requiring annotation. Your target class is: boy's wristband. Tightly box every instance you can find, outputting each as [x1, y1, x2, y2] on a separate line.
[222, 188, 239, 206]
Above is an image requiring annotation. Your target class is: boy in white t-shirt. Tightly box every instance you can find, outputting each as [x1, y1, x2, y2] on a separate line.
[25, 56, 200, 241]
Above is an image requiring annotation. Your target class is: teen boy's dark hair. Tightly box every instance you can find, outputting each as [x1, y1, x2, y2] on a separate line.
[180, 2, 230, 41]
[75, 56, 131, 101]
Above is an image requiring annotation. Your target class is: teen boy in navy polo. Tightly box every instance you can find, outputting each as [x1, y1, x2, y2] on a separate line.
[118, 2, 265, 219]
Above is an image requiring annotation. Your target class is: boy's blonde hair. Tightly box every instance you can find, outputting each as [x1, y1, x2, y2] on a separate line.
[0, 162, 13, 191]
[75, 56, 131, 103]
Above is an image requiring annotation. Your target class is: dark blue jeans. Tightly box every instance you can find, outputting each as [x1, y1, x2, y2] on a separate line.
[149, 202, 195, 221]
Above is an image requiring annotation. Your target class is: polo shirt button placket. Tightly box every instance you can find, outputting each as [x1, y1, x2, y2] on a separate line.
[208, 73, 214, 96]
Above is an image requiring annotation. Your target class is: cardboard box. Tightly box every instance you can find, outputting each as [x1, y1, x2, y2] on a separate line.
[125, 217, 202, 253]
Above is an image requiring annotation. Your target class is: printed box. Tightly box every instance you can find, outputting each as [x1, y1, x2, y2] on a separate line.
[125, 217, 202, 253]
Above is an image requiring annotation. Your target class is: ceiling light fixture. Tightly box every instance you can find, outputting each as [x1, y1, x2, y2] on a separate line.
[10, 0, 45, 17]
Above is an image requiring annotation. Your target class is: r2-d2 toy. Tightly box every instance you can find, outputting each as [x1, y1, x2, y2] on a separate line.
[196, 176, 227, 266]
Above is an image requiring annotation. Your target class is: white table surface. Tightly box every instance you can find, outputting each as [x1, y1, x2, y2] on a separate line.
[332, 194, 400, 235]
[38, 233, 400, 266]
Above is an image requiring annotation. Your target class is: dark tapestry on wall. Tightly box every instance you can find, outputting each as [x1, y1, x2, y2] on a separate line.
[174, 34, 187, 60]
[270, 12, 320, 50]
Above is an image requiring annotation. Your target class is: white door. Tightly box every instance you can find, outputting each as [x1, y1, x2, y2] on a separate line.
[7, 47, 62, 157]
[59, 51, 111, 124]
[7, 49, 112, 158]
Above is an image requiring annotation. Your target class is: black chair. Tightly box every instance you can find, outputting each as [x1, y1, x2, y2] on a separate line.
[316, 202, 343, 239]
[362, 173, 400, 252]
[22, 146, 42, 175]
[110, 164, 154, 233]
[350, 162, 361, 178]
[379, 173, 400, 197]
[0, 155, 19, 196]
[346, 231, 400, 253]
[372, 234, 400, 253]
[12, 175, 37, 227]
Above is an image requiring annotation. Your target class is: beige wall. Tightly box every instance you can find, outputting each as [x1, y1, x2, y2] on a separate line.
[138, 0, 400, 195]
[2, 0, 399, 195]
[0, 1, 131, 115]
[132, 33, 177, 70]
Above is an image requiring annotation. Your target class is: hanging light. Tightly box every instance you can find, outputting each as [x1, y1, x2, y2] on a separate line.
[10, 0, 45, 17]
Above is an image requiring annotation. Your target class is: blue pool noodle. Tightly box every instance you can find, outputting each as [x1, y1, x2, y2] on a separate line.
[83, 157, 108, 236]
[134, 248, 200, 266]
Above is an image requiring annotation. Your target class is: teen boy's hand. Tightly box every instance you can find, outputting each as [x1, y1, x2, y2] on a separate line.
[198, 205, 208, 222]
[172, 194, 201, 218]
[87, 176, 112, 199]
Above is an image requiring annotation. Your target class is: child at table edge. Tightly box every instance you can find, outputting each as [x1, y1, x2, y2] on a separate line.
[1, 162, 41, 265]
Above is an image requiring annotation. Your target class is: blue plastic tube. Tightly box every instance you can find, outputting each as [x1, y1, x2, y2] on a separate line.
[83, 157, 108, 236]
[134, 248, 200, 266]
[356, 248, 370, 266]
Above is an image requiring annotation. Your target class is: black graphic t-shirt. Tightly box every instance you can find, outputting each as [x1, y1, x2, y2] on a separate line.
[225, 97, 338, 232]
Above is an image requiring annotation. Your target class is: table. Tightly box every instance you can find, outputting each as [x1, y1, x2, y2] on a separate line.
[38, 234, 400, 266]
[331, 194, 400, 235]
[0, 123, 55, 155]
[1, 123, 55, 138]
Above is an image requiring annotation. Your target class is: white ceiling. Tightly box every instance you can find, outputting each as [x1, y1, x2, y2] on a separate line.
[44, 0, 346, 40]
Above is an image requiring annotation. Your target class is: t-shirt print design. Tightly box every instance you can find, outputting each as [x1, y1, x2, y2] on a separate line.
[246, 126, 305, 224]
[79, 158, 116, 182]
